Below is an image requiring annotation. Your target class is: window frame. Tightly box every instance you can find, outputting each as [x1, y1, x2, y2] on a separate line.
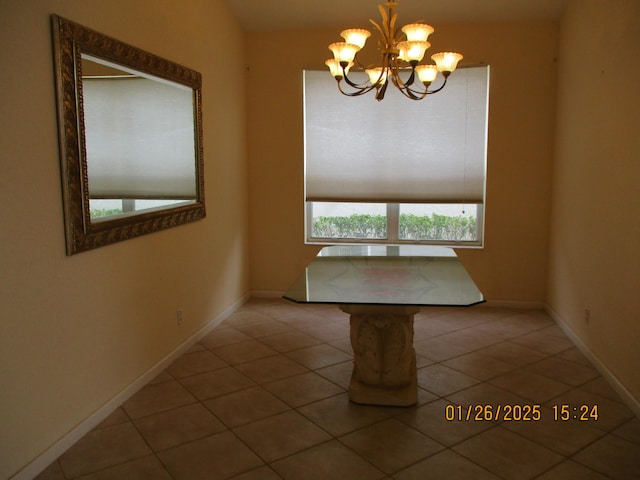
[305, 202, 485, 248]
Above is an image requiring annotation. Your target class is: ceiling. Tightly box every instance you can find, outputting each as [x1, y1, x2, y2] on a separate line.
[222, 0, 568, 32]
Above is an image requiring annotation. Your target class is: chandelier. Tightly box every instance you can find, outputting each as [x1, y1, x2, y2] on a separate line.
[326, 1, 463, 101]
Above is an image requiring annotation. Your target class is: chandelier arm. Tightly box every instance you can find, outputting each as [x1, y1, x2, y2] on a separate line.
[390, 67, 417, 90]
[336, 79, 378, 97]
[375, 79, 389, 100]
[398, 84, 427, 100]
[426, 75, 449, 95]
[342, 70, 371, 89]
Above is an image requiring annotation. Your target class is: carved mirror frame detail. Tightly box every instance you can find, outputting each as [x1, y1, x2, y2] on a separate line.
[52, 15, 205, 255]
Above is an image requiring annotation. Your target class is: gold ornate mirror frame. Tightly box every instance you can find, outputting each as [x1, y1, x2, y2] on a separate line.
[51, 15, 205, 255]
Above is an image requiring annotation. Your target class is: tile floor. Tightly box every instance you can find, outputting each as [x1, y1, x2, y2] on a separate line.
[36, 298, 640, 480]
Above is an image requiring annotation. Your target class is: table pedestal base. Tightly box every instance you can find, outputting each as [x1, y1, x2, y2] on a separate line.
[340, 304, 419, 407]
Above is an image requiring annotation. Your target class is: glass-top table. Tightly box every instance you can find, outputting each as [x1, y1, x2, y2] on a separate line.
[284, 246, 485, 407]
[284, 245, 484, 307]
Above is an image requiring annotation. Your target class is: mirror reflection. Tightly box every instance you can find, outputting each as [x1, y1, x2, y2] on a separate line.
[81, 55, 198, 221]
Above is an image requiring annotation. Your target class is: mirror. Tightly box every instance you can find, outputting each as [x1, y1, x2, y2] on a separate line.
[52, 15, 205, 255]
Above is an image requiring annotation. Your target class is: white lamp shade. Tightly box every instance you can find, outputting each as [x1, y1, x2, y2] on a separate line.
[340, 29, 371, 49]
[401, 23, 434, 42]
[329, 42, 360, 64]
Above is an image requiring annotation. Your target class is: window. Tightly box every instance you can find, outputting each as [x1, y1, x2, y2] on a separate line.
[303, 65, 489, 246]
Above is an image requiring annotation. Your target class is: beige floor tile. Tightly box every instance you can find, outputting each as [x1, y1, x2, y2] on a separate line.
[393, 449, 501, 480]
[34, 461, 65, 480]
[449, 327, 507, 350]
[545, 387, 635, 431]
[34, 301, 640, 480]
[234, 318, 294, 338]
[326, 336, 354, 354]
[228, 465, 283, 480]
[613, 417, 640, 444]
[415, 354, 436, 368]
[396, 398, 494, 446]
[299, 320, 351, 342]
[264, 371, 344, 407]
[314, 360, 353, 389]
[445, 382, 531, 411]
[535, 460, 611, 480]
[506, 309, 556, 327]
[414, 387, 441, 406]
[453, 427, 563, 479]
[433, 308, 499, 329]
[417, 364, 481, 397]
[555, 346, 594, 367]
[179, 366, 256, 401]
[510, 329, 575, 355]
[271, 440, 385, 480]
[185, 343, 206, 354]
[96, 407, 129, 428]
[489, 369, 572, 403]
[501, 406, 605, 456]
[145, 370, 174, 385]
[199, 326, 252, 349]
[223, 309, 274, 327]
[340, 418, 444, 474]
[203, 386, 290, 427]
[234, 354, 308, 384]
[414, 305, 464, 319]
[580, 375, 627, 401]
[442, 351, 517, 381]
[212, 340, 278, 365]
[285, 343, 352, 370]
[233, 410, 331, 462]
[477, 341, 549, 367]
[122, 380, 197, 419]
[74, 455, 172, 480]
[157, 431, 263, 480]
[412, 315, 464, 339]
[258, 330, 323, 352]
[133, 403, 226, 451]
[165, 350, 228, 378]
[59, 423, 151, 478]
[525, 355, 600, 386]
[298, 393, 390, 436]
[461, 319, 529, 341]
[413, 334, 479, 362]
[572, 434, 640, 479]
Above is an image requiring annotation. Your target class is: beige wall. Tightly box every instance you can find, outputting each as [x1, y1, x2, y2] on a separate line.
[548, 0, 640, 401]
[246, 22, 559, 303]
[0, 1, 248, 477]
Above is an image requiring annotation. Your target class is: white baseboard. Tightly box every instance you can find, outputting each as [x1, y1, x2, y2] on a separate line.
[546, 304, 640, 420]
[13, 293, 249, 480]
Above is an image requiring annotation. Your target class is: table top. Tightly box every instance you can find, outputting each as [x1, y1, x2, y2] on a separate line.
[283, 246, 485, 307]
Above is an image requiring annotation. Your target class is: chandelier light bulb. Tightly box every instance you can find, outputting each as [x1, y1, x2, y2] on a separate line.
[325, 59, 353, 78]
[397, 41, 431, 63]
[401, 23, 434, 42]
[415, 64, 439, 83]
[329, 42, 361, 65]
[431, 52, 464, 74]
[365, 67, 387, 86]
[340, 29, 371, 49]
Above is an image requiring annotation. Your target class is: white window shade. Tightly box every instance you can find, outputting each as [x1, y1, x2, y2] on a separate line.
[304, 66, 489, 204]
[82, 77, 197, 199]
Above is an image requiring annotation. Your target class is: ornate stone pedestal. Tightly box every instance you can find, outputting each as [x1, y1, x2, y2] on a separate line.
[340, 304, 419, 407]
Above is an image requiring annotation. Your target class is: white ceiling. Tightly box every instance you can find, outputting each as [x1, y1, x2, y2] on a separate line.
[223, 0, 568, 32]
